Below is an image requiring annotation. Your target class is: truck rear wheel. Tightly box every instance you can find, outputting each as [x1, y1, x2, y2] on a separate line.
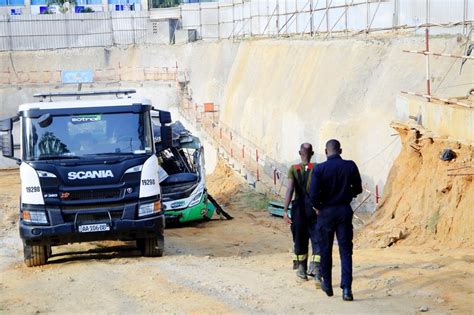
[45, 245, 52, 259]
[23, 242, 48, 267]
[137, 234, 164, 257]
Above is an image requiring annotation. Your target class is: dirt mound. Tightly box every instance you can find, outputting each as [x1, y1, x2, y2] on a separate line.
[357, 122, 473, 249]
[206, 159, 248, 204]
[206, 159, 267, 205]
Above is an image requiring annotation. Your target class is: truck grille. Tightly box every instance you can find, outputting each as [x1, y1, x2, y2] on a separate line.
[62, 202, 125, 212]
[62, 210, 123, 223]
[65, 188, 122, 201]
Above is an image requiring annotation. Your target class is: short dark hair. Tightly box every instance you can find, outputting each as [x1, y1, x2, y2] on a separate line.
[326, 139, 341, 153]
[300, 143, 314, 156]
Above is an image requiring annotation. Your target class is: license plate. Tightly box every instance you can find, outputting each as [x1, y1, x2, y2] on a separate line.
[78, 223, 110, 233]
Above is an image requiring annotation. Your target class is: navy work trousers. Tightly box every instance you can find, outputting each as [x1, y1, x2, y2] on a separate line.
[316, 204, 353, 289]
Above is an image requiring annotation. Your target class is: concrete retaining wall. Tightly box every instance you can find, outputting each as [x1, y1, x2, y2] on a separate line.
[218, 36, 473, 194]
[396, 95, 474, 144]
[1, 35, 471, 196]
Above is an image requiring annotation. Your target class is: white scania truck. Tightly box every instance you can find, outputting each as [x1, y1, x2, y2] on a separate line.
[0, 89, 172, 266]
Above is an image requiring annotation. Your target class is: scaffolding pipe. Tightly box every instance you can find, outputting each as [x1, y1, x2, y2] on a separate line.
[279, 1, 309, 34]
[295, 0, 298, 33]
[313, 0, 333, 36]
[241, 0, 245, 37]
[345, 0, 348, 36]
[403, 50, 474, 60]
[198, 2, 203, 40]
[300, 0, 316, 37]
[366, 0, 369, 32]
[232, 1, 235, 40]
[262, 3, 278, 35]
[464, 0, 468, 35]
[257, 0, 261, 34]
[326, 0, 355, 38]
[401, 91, 473, 109]
[367, 0, 382, 32]
[276, 1, 280, 37]
[425, 0, 431, 101]
[326, 0, 330, 33]
[217, 2, 220, 40]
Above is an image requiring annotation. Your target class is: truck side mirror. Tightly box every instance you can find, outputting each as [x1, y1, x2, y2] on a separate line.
[1, 133, 14, 158]
[0, 117, 12, 132]
[158, 111, 172, 124]
[160, 126, 173, 150]
[0, 117, 20, 163]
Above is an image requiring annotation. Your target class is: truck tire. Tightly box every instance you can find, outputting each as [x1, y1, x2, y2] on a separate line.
[23, 243, 48, 267]
[138, 234, 164, 257]
[45, 245, 52, 259]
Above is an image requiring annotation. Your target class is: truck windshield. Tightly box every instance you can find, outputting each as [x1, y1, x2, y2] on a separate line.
[24, 112, 153, 161]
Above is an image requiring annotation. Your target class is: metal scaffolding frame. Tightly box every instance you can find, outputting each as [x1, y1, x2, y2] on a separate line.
[177, 0, 473, 41]
[402, 0, 473, 106]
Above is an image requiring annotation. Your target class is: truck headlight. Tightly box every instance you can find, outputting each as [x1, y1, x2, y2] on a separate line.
[138, 201, 161, 217]
[125, 165, 143, 174]
[36, 170, 56, 178]
[188, 190, 203, 207]
[22, 211, 48, 224]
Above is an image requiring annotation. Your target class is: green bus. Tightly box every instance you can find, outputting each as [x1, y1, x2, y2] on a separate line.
[154, 121, 216, 223]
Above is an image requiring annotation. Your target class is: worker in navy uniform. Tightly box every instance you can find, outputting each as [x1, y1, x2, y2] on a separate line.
[309, 139, 362, 301]
[283, 143, 321, 283]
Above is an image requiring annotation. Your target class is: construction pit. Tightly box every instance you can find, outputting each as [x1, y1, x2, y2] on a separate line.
[0, 33, 473, 313]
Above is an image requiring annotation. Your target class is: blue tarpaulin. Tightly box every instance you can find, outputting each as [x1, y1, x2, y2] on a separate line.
[61, 70, 94, 84]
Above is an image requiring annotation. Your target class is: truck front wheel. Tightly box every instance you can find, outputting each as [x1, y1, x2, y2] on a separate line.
[137, 234, 164, 257]
[23, 242, 48, 267]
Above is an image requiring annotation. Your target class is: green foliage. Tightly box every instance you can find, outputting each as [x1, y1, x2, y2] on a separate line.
[151, 0, 180, 8]
[47, 0, 76, 6]
[80, 7, 95, 12]
[46, 0, 76, 13]
[243, 192, 272, 211]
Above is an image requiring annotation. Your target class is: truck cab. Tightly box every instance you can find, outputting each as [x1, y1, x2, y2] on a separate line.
[0, 90, 173, 266]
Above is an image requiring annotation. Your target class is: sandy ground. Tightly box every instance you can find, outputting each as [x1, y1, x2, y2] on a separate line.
[0, 163, 473, 314]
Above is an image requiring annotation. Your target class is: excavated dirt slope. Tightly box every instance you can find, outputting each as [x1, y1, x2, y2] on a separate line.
[357, 122, 474, 249]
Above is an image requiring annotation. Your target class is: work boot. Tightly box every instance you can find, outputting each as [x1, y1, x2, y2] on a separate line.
[314, 263, 322, 287]
[314, 272, 322, 289]
[292, 259, 298, 270]
[320, 281, 334, 297]
[307, 259, 320, 277]
[342, 288, 354, 301]
[296, 259, 308, 281]
[307, 261, 316, 277]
